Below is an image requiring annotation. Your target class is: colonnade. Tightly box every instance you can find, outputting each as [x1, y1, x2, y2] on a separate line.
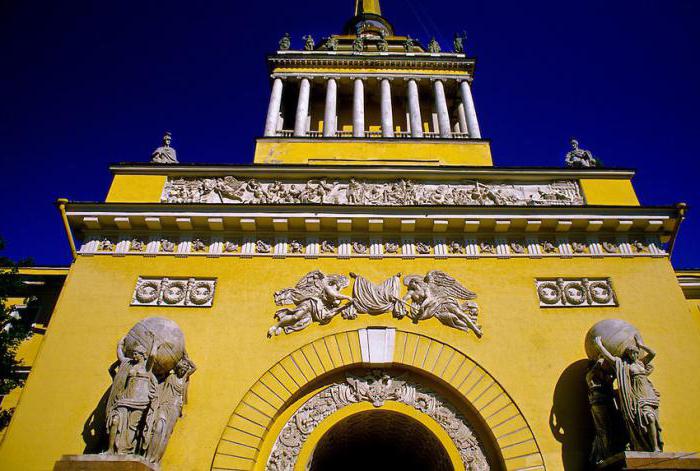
[263, 76, 481, 139]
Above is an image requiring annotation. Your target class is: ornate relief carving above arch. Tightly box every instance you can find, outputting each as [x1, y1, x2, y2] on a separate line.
[266, 370, 491, 470]
[210, 330, 546, 471]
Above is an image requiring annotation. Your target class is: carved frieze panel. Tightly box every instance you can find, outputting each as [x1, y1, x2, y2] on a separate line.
[266, 371, 490, 471]
[80, 234, 666, 259]
[536, 278, 617, 308]
[161, 176, 585, 207]
[131, 277, 216, 307]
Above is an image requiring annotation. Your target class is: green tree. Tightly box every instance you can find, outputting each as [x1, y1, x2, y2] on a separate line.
[0, 237, 34, 429]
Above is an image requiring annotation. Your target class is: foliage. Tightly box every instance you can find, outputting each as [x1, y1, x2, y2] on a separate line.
[0, 237, 34, 398]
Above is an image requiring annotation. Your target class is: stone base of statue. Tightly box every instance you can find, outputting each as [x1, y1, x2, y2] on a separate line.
[598, 451, 700, 470]
[54, 454, 159, 471]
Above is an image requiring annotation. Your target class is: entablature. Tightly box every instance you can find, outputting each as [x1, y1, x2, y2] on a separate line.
[65, 202, 679, 240]
[268, 51, 475, 76]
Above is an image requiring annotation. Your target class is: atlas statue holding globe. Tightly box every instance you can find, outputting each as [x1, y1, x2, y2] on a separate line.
[584, 319, 663, 464]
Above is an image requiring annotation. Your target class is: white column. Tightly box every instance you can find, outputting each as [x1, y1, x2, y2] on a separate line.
[323, 78, 337, 137]
[264, 77, 284, 137]
[407, 79, 423, 138]
[353, 78, 365, 137]
[380, 78, 394, 137]
[460, 80, 481, 138]
[294, 77, 311, 137]
[457, 102, 468, 135]
[433, 79, 451, 138]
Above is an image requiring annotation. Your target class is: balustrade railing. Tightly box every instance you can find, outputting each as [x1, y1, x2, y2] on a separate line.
[275, 129, 471, 139]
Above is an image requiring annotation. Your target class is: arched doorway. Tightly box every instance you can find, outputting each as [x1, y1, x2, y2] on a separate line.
[211, 329, 545, 471]
[309, 410, 452, 471]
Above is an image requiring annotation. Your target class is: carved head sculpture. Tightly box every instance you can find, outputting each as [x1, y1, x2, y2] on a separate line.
[570, 138, 579, 150]
[132, 345, 148, 363]
[623, 346, 640, 363]
[163, 132, 172, 147]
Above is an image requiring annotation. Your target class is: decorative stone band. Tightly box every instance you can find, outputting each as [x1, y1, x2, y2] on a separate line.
[160, 176, 584, 207]
[83, 234, 667, 259]
[536, 278, 617, 308]
[266, 371, 490, 471]
[131, 277, 216, 307]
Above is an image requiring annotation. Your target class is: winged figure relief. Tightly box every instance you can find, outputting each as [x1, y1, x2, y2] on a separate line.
[267, 270, 483, 337]
[401, 271, 482, 337]
[267, 271, 352, 337]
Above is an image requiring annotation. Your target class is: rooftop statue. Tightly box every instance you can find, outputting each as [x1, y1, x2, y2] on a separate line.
[428, 37, 441, 53]
[353, 34, 364, 52]
[565, 138, 600, 168]
[453, 31, 466, 53]
[278, 32, 291, 51]
[303, 34, 315, 51]
[150, 132, 178, 164]
[324, 36, 338, 51]
[404, 35, 415, 52]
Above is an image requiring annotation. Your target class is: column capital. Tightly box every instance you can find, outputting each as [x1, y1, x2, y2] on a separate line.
[322, 76, 341, 81]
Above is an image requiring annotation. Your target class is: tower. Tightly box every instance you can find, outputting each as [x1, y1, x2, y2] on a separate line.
[1, 1, 698, 471]
[260, 0, 487, 166]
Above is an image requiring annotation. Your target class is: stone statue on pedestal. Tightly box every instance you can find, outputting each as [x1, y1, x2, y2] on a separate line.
[278, 33, 291, 51]
[565, 138, 599, 168]
[404, 35, 415, 52]
[104, 317, 195, 465]
[453, 32, 466, 53]
[584, 319, 663, 463]
[428, 37, 441, 53]
[150, 132, 178, 164]
[303, 35, 315, 51]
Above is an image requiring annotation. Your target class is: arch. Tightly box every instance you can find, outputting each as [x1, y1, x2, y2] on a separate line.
[303, 405, 458, 471]
[210, 329, 545, 471]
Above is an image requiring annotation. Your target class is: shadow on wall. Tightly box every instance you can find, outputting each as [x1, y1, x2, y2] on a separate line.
[81, 361, 117, 453]
[549, 359, 595, 471]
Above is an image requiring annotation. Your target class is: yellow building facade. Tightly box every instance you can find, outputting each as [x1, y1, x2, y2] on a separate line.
[1, 2, 698, 470]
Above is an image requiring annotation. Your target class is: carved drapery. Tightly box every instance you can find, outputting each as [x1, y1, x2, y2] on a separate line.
[266, 371, 490, 471]
[161, 177, 584, 206]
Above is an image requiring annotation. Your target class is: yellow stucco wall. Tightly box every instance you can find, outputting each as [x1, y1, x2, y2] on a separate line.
[580, 178, 639, 206]
[253, 139, 493, 166]
[0, 254, 698, 470]
[105, 175, 167, 203]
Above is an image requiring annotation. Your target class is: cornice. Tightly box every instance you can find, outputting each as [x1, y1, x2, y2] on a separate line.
[267, 52, 475, 74]
[109, 163, 637, 181]
[64, 202, 680, 238]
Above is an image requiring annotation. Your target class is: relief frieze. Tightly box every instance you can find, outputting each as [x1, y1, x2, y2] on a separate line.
[161, 176, 584, 206]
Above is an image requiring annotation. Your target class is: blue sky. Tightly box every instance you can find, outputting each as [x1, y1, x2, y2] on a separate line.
[1, 0, 698, 267]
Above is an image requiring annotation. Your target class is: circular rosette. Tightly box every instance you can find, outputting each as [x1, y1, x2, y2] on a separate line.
[189, 281, 214, 305]
[589, 281, 613, 304]
[162, 280, 188, 305]
[134, 280, 160, 304]
[279, 423, 303, 448]
[537, 281, 561, 305]
[563, 281, 587, 305]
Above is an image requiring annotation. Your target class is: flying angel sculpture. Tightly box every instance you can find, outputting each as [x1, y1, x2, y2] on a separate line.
[268, 270, 352, 337]
[401, 271, 482, 337]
